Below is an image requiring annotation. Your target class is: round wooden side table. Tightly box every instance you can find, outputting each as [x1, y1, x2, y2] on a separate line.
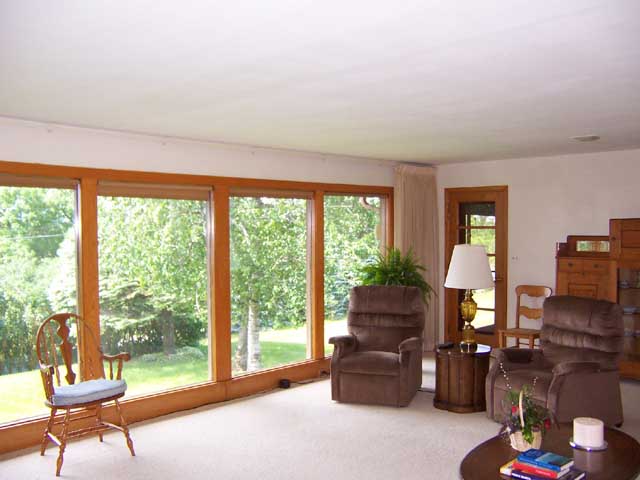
[433, 343, 491, 413]
[460, 424, 640, 480]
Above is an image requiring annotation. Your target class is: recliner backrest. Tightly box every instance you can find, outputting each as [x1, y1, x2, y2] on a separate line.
[540, 295, 624, 368]
[347, 285, 425, 353]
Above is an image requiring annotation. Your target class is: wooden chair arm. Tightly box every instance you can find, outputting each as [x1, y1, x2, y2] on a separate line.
[39, 363, 55, 401]
[101, 353, 131, 380]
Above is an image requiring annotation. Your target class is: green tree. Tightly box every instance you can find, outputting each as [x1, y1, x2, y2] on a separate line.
[0, 186, 76, 374]
[324, 196, 382, 319]
[230, 197, 307, 371]
[97, 196, 208, 356]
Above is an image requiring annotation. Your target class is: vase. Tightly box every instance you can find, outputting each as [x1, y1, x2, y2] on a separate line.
[509, 430, 542, 452]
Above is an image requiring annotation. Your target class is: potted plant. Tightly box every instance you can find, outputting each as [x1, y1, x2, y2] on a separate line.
[359, 247, 434, 305]
[500, 379, 552, 451]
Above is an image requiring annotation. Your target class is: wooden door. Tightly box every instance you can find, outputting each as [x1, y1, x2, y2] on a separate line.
[445, 186, 508, 348]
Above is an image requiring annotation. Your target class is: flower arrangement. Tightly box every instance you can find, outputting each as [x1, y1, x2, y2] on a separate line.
[499, 363, 552, 450]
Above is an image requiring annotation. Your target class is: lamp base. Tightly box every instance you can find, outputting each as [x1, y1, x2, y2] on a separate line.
[459, 289, 478, 352]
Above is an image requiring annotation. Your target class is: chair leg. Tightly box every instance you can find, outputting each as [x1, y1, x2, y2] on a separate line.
[114, 399, 135, 456]
[95, 404, 104, 442]
[41, 408, 56, 456]
[56, 409, 71, 477]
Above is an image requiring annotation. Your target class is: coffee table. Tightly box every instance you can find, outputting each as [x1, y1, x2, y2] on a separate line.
[460, 424, 640, 480]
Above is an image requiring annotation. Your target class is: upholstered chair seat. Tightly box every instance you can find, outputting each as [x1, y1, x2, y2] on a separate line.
[339, 351, 401, 377]
[50, 379, 128, 407]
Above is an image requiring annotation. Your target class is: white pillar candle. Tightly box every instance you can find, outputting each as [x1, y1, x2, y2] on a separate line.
[573, 417, 604, 448]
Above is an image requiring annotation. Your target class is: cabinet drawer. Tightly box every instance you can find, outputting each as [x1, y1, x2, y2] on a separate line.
[558, 258, 583, 273]
[568, 284, 598, 299]
[583, 260, 610, 274]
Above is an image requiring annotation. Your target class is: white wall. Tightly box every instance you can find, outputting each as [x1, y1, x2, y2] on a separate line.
[0, 117, 395, 186]
[436, 148, 640, 340]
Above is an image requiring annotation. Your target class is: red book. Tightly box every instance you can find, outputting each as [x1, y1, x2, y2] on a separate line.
[512, 461, 569, 479]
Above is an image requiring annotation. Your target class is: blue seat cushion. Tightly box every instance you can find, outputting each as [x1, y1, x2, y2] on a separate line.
[51, 379, 127, 406]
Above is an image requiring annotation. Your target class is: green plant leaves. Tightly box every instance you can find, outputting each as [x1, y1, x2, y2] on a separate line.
[359, 247, 434, 305]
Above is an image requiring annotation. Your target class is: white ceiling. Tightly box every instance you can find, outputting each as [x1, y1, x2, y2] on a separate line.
[1, 1, 639, 164]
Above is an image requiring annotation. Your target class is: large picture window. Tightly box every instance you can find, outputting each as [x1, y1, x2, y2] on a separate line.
[0, 161, 392, 448]
[0, 182, 78, 424]
[230, 195, 310, 375]
[97, 188, 211, 396]
[323, 195, 386, 346]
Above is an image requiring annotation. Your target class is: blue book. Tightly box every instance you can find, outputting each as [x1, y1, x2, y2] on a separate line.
[516, 449, 574, 472]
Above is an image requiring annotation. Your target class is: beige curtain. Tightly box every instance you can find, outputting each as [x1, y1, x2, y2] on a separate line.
[394, 165, 439, 351]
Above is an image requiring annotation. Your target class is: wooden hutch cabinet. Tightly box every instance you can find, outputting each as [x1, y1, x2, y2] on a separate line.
[556, 219, 640, 380]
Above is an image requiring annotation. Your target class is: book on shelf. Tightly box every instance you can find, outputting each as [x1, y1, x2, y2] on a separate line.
[517, 449, 574, 472]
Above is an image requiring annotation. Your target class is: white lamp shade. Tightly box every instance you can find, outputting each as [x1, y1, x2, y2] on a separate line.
[444, 244, 494, 290]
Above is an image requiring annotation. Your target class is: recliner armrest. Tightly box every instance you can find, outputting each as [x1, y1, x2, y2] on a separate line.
[398, 337, 422, 353]
[552, 361, 603, 376]
[399, 337, 422, 366]
[328, 334, 357, 358]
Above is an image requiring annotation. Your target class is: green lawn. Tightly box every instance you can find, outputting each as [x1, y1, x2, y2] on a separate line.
[0, 319, 346, 425]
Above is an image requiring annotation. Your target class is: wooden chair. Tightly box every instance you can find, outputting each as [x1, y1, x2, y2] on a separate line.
[498, 285, 552, 348]
[36, 313, 135, 476]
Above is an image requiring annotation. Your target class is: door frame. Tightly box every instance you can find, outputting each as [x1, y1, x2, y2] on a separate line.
[444, 186, 508, 348]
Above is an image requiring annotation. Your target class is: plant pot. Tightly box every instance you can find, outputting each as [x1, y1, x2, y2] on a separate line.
[509, 431, 542, 452]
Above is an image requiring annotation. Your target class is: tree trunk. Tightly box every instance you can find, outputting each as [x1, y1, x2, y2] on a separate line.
[160, 310, 176, 355]
[233, 316, 248, 372]
[247, 301, 261, 371]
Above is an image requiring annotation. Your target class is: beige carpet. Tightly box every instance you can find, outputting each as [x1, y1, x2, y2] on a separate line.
[2, 371, 640, 479]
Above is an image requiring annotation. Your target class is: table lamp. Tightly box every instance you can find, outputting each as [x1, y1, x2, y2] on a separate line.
[444, 244, 494, 350]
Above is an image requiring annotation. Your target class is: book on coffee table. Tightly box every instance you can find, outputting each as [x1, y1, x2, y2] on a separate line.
[517, 449, 574, 472]
[500, 459, 586, 480]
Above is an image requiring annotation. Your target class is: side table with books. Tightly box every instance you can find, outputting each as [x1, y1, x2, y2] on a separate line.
[459, 424, 640, 480]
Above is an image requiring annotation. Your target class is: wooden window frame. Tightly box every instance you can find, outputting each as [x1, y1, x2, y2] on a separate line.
[0, 161, 393, 453]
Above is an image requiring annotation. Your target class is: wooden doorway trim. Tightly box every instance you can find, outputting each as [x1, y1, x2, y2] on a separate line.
[444, 186, 508, 347]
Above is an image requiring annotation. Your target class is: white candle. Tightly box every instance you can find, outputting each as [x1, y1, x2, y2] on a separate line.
[573, 417, 604, 448]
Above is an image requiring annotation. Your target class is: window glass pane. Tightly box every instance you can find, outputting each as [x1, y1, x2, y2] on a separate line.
[474, 288, 495, 310]
[0, 186, 77, 424]
[324, 195, 385, 347]
[473, 309, 495, 330]
[98, 196, 210, 396]
[459, 202, 495, 227]
[459, 228, 495, 255]
[230, 196, 309, 375]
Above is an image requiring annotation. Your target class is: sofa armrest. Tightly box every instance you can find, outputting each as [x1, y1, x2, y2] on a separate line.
[328, 334, 357, 358]
[492, 347, 547, 370]
[552, 361, 602, 376]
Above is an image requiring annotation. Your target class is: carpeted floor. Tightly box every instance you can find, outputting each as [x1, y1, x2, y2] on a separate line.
[2, 360, 640, 480]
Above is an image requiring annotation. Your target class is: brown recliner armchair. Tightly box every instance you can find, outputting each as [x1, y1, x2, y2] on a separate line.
[486, 295, 624, 426]
[329, 285, 425, 407]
